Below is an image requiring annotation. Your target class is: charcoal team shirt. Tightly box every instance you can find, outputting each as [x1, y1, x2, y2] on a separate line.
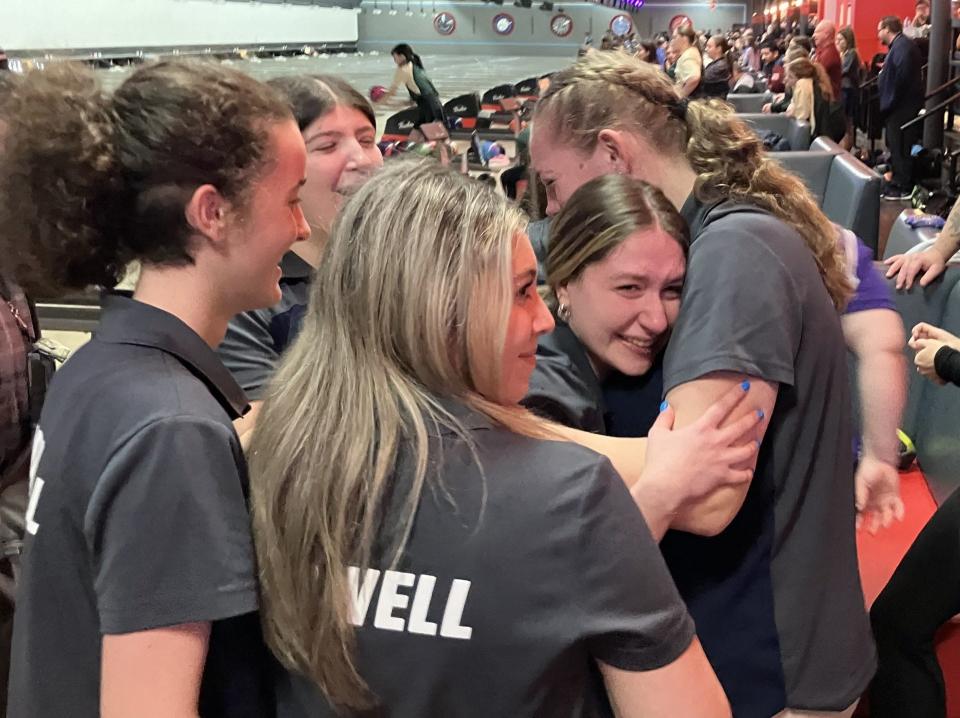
[525, 321, 663, 437]
[524, 198, 877, 717]
[658, 197, 874, 716]
[276, 402, 695, 717]
[8, 294, 272, 718]
[219, 251, 313, 400]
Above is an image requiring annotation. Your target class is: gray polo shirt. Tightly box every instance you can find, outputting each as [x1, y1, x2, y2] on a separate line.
[658, 196, 876, 715]
[276, 401, 695, 717]
[219, 251, 313, 401]
[8, 294, 272, 718]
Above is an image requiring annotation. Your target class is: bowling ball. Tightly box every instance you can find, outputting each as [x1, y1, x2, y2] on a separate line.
[395, 140, 415, 153]
[480, 140, 503, 163]
[369, 85, 388, 102]
[377, 140, 394, 157]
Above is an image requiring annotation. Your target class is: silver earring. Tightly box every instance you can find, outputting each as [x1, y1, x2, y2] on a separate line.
[557, 303, 571, 322]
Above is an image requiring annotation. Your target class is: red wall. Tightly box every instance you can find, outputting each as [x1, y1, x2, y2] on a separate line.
[824, 0, 915, 61]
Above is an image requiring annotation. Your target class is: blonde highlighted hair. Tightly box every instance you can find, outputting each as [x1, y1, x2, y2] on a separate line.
[249, 159, 552, 709]
[534, 51, 852, 309]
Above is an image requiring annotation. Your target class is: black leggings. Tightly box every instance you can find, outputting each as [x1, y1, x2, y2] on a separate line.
[870, 486, 960, 717]
[415, 92, 445, 127]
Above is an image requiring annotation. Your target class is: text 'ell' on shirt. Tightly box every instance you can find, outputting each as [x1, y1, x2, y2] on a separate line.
[8, 294, 273, 718]
[276, 399, 694, 718]
[655, 196, 875, 717]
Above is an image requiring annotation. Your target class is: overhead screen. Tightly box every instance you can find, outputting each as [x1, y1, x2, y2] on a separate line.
[3, 0, 359, 51]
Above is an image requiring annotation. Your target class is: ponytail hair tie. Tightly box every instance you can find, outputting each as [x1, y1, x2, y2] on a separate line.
[670, 97, 689, 121]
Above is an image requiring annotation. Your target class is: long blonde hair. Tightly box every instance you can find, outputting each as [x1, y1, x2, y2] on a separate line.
[249, 160, 551, 709]
[534, 51, 852, 309]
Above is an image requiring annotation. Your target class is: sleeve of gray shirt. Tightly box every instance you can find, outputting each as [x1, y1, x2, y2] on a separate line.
[576, 457, 696, 670]
[85, 416, 258, 634]
[218, 309, 277, 401]
[663, 223, 802, 394]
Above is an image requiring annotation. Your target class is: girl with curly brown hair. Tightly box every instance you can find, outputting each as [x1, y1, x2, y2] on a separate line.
[0, 61, 309, 717]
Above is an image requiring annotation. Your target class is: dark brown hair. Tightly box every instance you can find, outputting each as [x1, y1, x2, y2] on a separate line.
[268, 74, 375, 132]
[787, 56, 835, 100]
[0, 61, 292, 297]
[880, 15, 903, 35]
[546, 174, 689, 308]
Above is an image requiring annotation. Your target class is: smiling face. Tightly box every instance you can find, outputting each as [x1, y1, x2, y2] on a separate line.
[299, 103, 383, 241]
[555, 226, 685, 377]
[228, 119, 310, 311]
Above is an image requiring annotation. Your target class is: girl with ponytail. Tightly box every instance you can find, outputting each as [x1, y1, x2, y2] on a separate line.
[374, 42, 445, 127]
[1, 61, 309, 717]
[530, 51, 872, 717]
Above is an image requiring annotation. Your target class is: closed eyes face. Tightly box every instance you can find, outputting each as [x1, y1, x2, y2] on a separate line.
[299, 104, 383, 238]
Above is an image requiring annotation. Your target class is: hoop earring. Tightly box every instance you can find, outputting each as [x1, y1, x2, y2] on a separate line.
[557, 303, 571, 322]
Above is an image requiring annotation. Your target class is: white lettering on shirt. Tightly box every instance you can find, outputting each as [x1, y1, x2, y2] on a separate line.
[347, 566, 473, 640]
[407, 574, 438, 636]
[439, 579, 473, 639]
[25, 429, 46, 535]
[373, 570, 416, 632]
[348, 566, 381, 626]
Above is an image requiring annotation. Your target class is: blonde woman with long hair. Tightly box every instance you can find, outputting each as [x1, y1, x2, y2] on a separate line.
[529, 51, 873, 717]
[249, 160, 758, 717]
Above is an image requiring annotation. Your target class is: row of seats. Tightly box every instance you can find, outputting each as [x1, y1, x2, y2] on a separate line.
[881, 214, 960, 504]
[771, 135, 881, 251]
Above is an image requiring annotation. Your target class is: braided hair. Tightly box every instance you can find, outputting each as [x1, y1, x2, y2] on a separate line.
[534, 52, 852, 309]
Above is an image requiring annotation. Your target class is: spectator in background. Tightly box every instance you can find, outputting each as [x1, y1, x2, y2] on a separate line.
[637, 40, 659, 65]
[878, 15, 924, 200]
[763, 22, 783, 43]
[869, 319, 960, 718]
[760, 40, 786, 93]
[656, 33, 670, 66]
[701, 36, 733, 99]
[0, 50, 7, 72]
[785, 57, 833, 135]
[729, 53, 757, 94]
[673, 25, 703, 98]
[837, 27, 862, 149]
[739, 28, 761, 73]
[791, 35, 814, 55]
[664, 43, 679, 81]
[904, 0, 932, 39]
[762, 44, 809, 113]
[885, 195, 960, 289]
[813, 20, 843, 100]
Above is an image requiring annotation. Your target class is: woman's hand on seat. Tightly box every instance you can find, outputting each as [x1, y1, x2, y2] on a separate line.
[885, 247, 948, 290]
